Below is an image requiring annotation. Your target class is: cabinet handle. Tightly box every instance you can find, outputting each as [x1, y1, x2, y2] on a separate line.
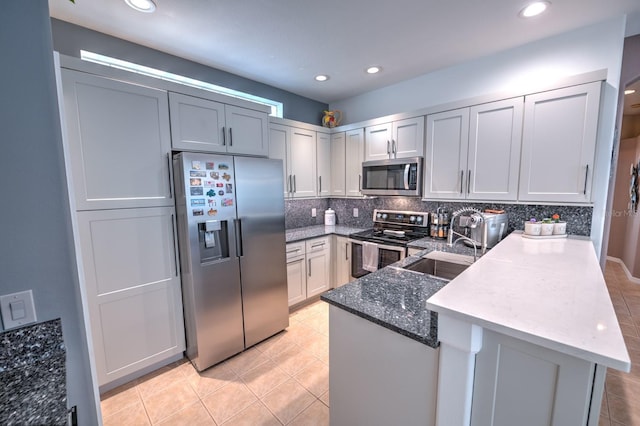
[222, 126, 226, 146]
[460, 170, 464, 194]
[166, 153, 173, 198]
[387, 140, 391, 155]
[288, 175, 292, 193]
[286, 248, 300, 254]
[392, 139, 396, 155]
[345, 243, 349, 261]
[229, 127, 233, 147]
[359, 174, 362, 192]
[171, 214, 178, 277]
[319, 176, 322, 193]
[311, 243, 325, 248]
[584, 164, 589, 195]
[308, 259, 311, 277]
[467, 170, 471, 194]
[293, 175, 297, 193]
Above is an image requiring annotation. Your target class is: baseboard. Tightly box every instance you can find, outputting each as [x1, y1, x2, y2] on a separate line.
[606, 256, 640, 284]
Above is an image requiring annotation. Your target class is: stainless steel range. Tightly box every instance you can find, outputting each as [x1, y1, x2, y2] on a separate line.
[349, 209, 430, 278]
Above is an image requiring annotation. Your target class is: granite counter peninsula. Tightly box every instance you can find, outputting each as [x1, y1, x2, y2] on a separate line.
[322, 232, 630, 426]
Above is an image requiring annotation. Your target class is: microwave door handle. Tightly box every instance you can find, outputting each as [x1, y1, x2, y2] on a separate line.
[404, 164, 410, 190]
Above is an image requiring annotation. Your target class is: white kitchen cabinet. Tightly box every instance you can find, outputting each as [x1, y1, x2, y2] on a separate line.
[330, 132, 346, 196]
[61, 69, 174, 210]
[169, 92, 268, 156]
[518, 82, 601, 203]
[286, 242, 307, 306]
[269, 123, 317, 198]
[334, 236, 352, 287]
[286, 238, 332, 307]
[345, 128, 365, 197]
[471, 329, 597, 426]
[306, 237, 332, 297]
[365, 117, 424, 161]
[467, 99, 523, 200]
[424, 108, 469, 199]
[424, 98, 523, 201]
[76, 207, 185, 386]
[317, 131, 332, 197]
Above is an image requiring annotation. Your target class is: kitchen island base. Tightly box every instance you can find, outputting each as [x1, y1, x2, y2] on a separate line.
[329, 305, 439, 426]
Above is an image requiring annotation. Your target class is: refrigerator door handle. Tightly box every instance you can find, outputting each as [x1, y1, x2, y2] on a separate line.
[166, 153, 173, 198]
[234, 218, 244, 257]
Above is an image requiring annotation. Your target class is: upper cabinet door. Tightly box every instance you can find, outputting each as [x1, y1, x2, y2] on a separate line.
[289, 128, 317, 198]
[62, 69, 173, 210]
[268, 123, 291, 197]
[424, 108, 469, 199]
[225, 105, 269, 157]
[365, 123, 393, 161]
[317, 132, 332, 197]
[518, 82, 601, 203]
[467, 98, 523, 201]
[169, 92, 225, 153]
[330, 132, 346, 197]
[392, 117, 424, 159]
[345, 128, 365, 197]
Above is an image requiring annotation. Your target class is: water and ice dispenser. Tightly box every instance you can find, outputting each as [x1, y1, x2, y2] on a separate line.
[198, 220, 229, 263]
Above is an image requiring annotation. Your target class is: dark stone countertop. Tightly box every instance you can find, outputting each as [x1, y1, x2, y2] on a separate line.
[321, 240, 482, 347]
[286, 225, 366, 243]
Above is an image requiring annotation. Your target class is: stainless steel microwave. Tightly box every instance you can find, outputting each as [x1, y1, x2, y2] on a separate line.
[361, 157, 423, 196]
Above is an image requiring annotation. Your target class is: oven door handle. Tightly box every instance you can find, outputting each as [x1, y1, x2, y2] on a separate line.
[404, 164, 410, 190]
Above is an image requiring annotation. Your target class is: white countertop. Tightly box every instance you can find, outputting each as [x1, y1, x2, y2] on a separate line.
[426, 232, 631, 372]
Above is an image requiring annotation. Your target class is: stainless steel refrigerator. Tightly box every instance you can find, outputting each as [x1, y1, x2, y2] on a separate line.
[173, 152, 289, 371]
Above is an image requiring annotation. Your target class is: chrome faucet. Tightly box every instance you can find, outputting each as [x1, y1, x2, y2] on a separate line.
[447, 207, 487, 260]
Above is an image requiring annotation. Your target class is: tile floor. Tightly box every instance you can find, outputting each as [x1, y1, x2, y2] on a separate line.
[600, 260, 640, 426]
[102, 261, 640, 425]
[100, 300, 330, 425]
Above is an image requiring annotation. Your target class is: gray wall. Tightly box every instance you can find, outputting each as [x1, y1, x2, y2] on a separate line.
[0, 2, 98, 424]
[50, 19, 328, 124]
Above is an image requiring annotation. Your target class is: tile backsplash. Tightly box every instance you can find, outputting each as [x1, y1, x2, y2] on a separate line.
[285, 197, 592, 236]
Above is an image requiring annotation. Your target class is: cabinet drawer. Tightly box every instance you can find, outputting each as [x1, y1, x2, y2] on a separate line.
[286, 242, 305, 262]
[306, 237, 330, 253]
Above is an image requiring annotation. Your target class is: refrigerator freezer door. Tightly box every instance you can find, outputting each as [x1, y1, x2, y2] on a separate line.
[174, 152, 244, 371]
[234, 157, 289, 348]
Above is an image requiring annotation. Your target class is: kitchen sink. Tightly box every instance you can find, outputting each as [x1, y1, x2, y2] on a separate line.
[402, 251, 474, 281]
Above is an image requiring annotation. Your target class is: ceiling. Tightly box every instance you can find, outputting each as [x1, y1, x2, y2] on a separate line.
[49, 0, 640, 105]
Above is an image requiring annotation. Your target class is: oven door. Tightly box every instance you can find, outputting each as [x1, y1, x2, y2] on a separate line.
[349, 239, 406, 279]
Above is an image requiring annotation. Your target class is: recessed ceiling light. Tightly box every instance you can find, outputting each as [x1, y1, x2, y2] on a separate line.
[519, 1, 550, 18]
[315, 75, 329, 82]
[124, 0, 156, 13]
[366, 66, 381, 74]
[625, 89, 636, 95]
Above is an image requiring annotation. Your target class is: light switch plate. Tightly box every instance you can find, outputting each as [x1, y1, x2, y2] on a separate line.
[0, 290, 37, 330]
[353, 208, 359, 217]
[311, 208, 317, 217]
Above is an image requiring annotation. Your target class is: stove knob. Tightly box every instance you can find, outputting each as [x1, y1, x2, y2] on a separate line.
[382, 214, 388, 220]
[410, 216, 416, 222]
[416, 216, 423, 223]
[377, 212, 383, 219]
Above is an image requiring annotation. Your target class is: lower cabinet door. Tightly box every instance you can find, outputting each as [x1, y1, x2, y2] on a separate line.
[307, 249, 331, 297]
[286, 257, 307, 306]
[76, 207, 185, 386]
[335, 236, 351, 287]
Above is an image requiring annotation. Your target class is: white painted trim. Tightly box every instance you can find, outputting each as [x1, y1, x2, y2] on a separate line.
[606, 256, 640, 284]
[54, 52, 103, 425]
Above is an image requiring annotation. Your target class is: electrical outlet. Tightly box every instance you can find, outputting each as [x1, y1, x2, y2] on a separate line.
[353, 208, 359, 217]
[312, 208, 317, 217]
